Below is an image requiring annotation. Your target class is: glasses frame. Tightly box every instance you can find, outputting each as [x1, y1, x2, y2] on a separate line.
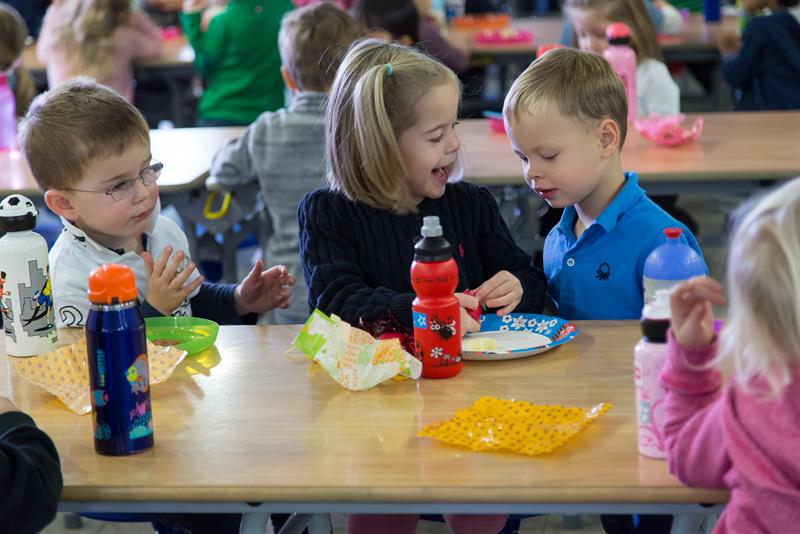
[62, 161, 164, 201]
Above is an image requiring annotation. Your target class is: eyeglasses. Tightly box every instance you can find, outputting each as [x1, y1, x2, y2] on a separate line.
[63, 161, 164, 201]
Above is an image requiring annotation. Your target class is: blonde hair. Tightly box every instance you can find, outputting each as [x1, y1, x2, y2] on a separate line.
[19, 77, 149, 191]
[565, 0, 662, 63]
[0, 3, 35, 117]
[503, 47, 628, 149]
[46, 0, 131, 79]
[279, 2, 362, 92]
[325, 38, 463, 214]
[718, 178, 800, 397]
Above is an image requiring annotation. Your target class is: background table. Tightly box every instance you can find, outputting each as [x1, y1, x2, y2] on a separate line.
[460, 112, 800, 194]
[0, 322, 728, 525]
[0, 127, 244, 198]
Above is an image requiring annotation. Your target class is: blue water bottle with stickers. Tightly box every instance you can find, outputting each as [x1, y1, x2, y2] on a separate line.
[86, 264, 154, 455]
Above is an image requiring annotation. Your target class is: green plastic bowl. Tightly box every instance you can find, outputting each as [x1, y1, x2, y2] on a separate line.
[144, 316, 219, 356]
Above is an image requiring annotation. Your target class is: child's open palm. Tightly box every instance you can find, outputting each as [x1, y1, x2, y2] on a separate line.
[234, 261, 295, 316]
[670, 277, 725, 350]
[140, 246, 204, 315]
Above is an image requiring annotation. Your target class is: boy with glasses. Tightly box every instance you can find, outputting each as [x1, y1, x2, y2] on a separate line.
[19, 78, 294, 328]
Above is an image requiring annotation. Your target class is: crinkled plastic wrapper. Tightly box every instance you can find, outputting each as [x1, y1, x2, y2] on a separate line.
[419, 397, 612, 456]
[291, 310, 422, 391]
[8, 338, 186, 415]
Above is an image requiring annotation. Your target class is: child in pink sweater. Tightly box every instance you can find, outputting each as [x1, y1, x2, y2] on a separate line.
[37, 0, 162, 102]
[661, 178, 800, 533]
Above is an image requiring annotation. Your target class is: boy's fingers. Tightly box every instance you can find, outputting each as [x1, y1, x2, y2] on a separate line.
[154, 246, 172, 277]
[496, 302, 518, 316]
[179, 274, 204, 299]
[164, 250, 186, 278]
[170, 262, 197, 289]
[474, 275, 504, 301]
[480, 279, 514, 301]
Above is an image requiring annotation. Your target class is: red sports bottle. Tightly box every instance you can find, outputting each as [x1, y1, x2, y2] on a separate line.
[411, 216, 463, 379]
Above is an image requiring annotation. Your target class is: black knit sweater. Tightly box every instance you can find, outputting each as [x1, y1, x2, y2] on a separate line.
[298, 181, 547, 327]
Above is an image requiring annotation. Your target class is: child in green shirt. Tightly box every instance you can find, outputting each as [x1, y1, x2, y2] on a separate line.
[181, 0, 294, 125]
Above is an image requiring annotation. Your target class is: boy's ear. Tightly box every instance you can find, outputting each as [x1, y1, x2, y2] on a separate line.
[280, 66, 298, 92]
[44, 189, 78, 221]
[597, 118, 621, 158]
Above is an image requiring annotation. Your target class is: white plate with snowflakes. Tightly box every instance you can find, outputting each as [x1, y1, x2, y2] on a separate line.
[462, 313, 579, 361]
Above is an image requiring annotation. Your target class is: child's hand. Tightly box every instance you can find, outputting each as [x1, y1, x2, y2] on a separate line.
[140, 246, 204, 316]
[234, 261, 294, 316]
[670, 276, 725, 350]
[474, 271, 523, 316]
[0, 396, 17, 415]
[455, 292, 481, 336]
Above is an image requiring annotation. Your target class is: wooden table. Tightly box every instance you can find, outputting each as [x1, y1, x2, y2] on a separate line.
[460, 112, 800, 194]
[0, 323, 727, 523]
[0, 127, 244, 198]
[22, 36, 194, 75]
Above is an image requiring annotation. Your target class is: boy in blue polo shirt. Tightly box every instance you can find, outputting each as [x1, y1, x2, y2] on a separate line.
[503, 48, 705, 320]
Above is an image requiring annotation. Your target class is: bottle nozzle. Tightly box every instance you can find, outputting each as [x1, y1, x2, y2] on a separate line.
[663, 227, 682, 241]
[421, 216, 443, 237]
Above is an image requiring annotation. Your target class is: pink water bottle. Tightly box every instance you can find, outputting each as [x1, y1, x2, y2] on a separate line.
[604, 22, 637, 122]
[633, 289, 670, 459]
[0, 72, 16, 151]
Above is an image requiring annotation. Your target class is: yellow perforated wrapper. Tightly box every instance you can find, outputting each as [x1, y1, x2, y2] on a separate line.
[419, 396, 612, 456]
[8, 339, 185, 415]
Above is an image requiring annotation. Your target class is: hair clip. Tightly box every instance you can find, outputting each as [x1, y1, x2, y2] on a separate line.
[385, 63, 393, 77]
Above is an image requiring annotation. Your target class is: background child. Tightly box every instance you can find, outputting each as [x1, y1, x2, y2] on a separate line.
[0, 395, 62, 533]
[37, 0, 163, 102]
[565, 0, 680, 117]
[662, 178, 800, 532]
[180, 0, 293, 126]
[207, 1, 361, 324]
[503, 48, 703, 320]
[0, 3, 35, 118]
[19, 78, 294, 328]
[299, 38, 547, 352]
[351, 0, 470, 73]
[719, 0, 800, 111]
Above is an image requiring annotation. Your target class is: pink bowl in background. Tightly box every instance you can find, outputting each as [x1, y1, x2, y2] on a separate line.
[634, 114, 704, 147]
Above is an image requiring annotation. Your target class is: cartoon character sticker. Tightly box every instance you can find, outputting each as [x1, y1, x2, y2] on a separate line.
[126, 354, 150, 395]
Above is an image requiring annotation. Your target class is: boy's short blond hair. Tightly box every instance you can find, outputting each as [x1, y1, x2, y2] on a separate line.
[279, 2, 362, 93]
[326, 38, 463, 214]
[19, 77, 149, 191]
[503, 48, 628, 149]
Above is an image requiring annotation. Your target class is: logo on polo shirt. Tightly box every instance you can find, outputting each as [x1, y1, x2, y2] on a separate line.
[595, 262, 611, 281]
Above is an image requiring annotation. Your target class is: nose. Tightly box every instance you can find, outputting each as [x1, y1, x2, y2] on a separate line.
[525, 162, 542, 185]
[445, 129, 460, 155]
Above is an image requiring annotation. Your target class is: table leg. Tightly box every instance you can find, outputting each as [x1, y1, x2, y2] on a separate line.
[240, 512, 273, 534]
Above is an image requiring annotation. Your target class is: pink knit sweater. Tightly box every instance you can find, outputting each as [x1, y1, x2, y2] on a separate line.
[660, 330, 800, 533]
[37, 6, 162, 101]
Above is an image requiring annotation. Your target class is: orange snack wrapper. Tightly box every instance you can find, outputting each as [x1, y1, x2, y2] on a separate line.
[419, 396, 612, 456]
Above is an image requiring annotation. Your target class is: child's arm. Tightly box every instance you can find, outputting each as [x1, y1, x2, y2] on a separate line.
[0, 402, 62, 533]
[660, 278, 731, 488]
[720, 18, 763, 91]
[35, 5, 56, 63]
[207, 120, 263, 191]
[474, 187, 547, 314]
[299, 192, 416, 327]
[180, 1, 228, 78]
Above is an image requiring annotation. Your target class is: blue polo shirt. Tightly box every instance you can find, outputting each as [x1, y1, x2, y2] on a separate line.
[544, 172, 705, 320]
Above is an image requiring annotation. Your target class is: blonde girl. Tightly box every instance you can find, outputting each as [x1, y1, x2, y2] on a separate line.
[663, 178, 800, 533]
[0, 3, 35, 117]
[37, 0, 162, 101]
[565, 0, 680, 116]
[299, 41, 545, 533]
